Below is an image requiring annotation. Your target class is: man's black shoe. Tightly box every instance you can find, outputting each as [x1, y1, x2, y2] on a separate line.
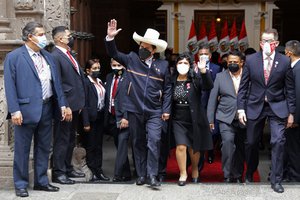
[148, 176, 161, 187]
[89, 174, 102, 182]
[245, 174, 253, 183]
[136, 176, 146, 185]
[67, 170, 85, 178]
[52, 174, 75, 184]
[112, 176, 131, 182]
[158, 175, 165, 182]
[271, 183, 284, 193]
[207, 150, 214, 164]
[15, 188, 28, 197]
[224, 178, 232, 183]
[33, 184, 59, 192]
[96, 172, 110, 181]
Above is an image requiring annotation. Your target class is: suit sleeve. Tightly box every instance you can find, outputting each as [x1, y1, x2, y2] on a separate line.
[162, 65, 172, 114]
[237, 62, 250, 110]
[81, 78, 90, 127]
[207, 74, 220, 123]
[104, 39, 130, 68]
[285, 65, 296, 114]
[4, 53, 20, 113]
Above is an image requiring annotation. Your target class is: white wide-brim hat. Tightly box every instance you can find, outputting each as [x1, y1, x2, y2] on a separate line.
[133, 28, 168, 53]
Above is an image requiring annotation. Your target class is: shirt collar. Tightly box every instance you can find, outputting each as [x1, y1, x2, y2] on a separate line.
[263, 52, 276, 61]
[291, 58, 300, 68]
[56, 45, 68, 54]
[88, 75, 101, 84]
[145, 56, 153, 66]
[25, 44, 40, 57]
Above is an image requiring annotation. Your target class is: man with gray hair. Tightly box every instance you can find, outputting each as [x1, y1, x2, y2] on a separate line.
[284, 40, 300, 182]
[4, 21, 71, 197]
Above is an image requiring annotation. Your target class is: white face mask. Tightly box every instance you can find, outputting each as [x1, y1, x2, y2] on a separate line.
[177, 64, 189, 75]
[33, 35, 48, 49]
[262, 43, 271, 56]
[199, 55, 209, 63]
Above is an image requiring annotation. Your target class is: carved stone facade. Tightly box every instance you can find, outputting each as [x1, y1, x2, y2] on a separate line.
[0, 0, 70, 189]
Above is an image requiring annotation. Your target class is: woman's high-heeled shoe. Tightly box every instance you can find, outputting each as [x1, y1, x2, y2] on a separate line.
[191, 177, 199, 183]
[178, 175, 187, 186]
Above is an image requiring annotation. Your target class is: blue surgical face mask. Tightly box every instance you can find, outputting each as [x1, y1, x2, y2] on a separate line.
[33, 35, 48, 49]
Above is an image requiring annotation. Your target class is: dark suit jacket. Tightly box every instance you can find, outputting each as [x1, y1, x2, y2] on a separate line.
[4, 45, 66, 124]
[201, 62, 221, 108]
[207, 70, 238, 125]
[51, 47, 85, 112]
[82, 76, 105, 126]
[105, 39, 172, 116]
[237, 52, 296, 120]
[292, 60, 300, 123]
[104, 72, 129, 127]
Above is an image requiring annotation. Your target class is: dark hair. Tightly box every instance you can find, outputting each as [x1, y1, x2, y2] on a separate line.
[175, 52, 193, 67]
[262, 28, 279, 41]
[85, 59, 100, 73]
[198, 44, 211, 53]
[244, 47, 256, 56]
[228, 50, 243, 60]
[285, 40, 300, 57]
[22, 22, 43, 41]
[52, 26, 68, 39]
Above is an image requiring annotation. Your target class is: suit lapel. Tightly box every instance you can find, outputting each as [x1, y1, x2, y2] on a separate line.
[56, 47, 80, 75]
[267, 53, 280, 84]
[225, 70, 237, 95]
[40, 50, 55, 82]
[256, 53, 266, 85]
[21, 46, 40, 79]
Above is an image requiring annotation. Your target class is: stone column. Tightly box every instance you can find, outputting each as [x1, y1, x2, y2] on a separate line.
[0, 0, 70, 189]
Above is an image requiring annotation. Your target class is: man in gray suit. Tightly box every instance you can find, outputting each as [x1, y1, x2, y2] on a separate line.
[207, 50, 246, 183]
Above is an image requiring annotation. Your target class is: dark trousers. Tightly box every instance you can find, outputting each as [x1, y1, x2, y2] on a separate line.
[81, 111, 104, 174]
[219, 120, 246, 179]
[283, 127, 300, 181]
[13, 101, 53, 189]
[128, 112, 162, 177]
[52, 111, 79, 176]
[106, 113, 131, 178]
[158, 121, 169, 177]
[246, 103, 286, 184]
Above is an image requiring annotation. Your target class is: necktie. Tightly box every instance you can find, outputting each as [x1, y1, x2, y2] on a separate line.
[66, 50, 79, 73]
[111, 76, 119, 115]
[264, 56, 272, 84]
[34, 53, 47, 99]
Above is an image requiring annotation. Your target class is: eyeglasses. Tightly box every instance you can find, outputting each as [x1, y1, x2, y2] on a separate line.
[261, 39, 276, 44]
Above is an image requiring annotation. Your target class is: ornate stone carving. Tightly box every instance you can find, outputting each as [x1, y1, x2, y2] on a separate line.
[14, 0, 35, 10]
[44, 0, 70, 36]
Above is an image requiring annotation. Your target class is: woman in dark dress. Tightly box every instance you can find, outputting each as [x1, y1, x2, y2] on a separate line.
[171, 53, 213, 186]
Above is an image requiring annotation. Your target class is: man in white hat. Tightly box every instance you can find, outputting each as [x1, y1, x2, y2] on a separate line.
[105, 19, 172, 187]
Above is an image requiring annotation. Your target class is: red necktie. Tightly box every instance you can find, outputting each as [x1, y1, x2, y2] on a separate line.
[66, 51, 79, 73]
[111, 76, 119, 115]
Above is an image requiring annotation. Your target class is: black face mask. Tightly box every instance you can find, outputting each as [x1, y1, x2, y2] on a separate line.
[112, 68, 124, 76]
[139, 48, 151, 60]
[91, 70, 100, 78]
[67, 37, 75, 48]
[228, 63, 240, 73]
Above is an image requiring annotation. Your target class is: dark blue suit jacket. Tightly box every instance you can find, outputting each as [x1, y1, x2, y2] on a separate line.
[105, 39, 172, 116]
[201, 62, 221, 108]
[82, 76, 105, 126]
[237, 52, 296, 120]
[51, 47, 85, 112]
[4, 45, 66, 124]
[292, 60, 300, 123]
[104, 72, 129, 126]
